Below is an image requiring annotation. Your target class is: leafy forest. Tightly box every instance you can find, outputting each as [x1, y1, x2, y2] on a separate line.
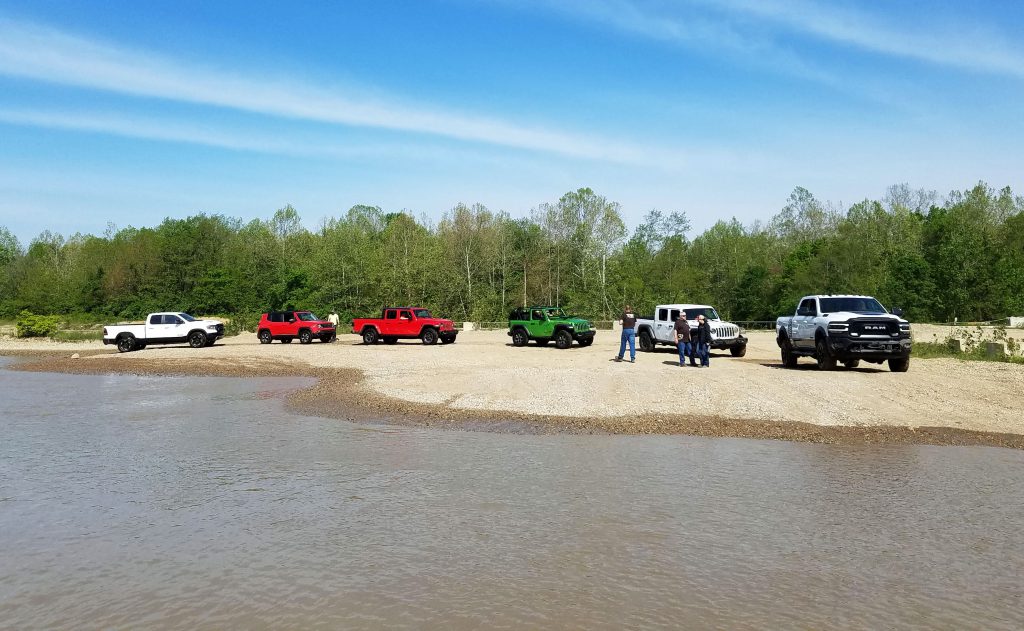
[1, 182, 1023, 325]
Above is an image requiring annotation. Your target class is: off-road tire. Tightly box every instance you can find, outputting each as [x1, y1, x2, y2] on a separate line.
[638, 330, 655, 352]
[554, 329, 573, 349]
[511, 328, 528, 347]
[730, 345, 747, 358]
[843, 359, 861, 369]
[362, 327, 379, 345]
[889, 357, 910, 373]
[299, 329, 313, 344]
[421, 327, 439, 345]
[188, 331, 208, 349]
[815, 337, 836, 371]
[258, 329, 273, 344]
[116, 335, 136, 353]
[780, 337, 798, 368]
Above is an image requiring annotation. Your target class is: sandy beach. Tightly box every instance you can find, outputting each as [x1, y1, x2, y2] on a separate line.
[3, 329, 1023, 448]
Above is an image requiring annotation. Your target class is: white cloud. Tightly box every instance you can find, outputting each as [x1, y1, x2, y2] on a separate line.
[0, 17, 687, 168]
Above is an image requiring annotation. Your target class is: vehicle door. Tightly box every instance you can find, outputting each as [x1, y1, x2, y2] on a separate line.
[794, 299, 818, 348]
[656, 308, 678, 343]
[530, 309, 550, 338]
[383, 309, 398, 335]
[163, 314, 188, 341]
[267, 312, 284, 336]
[146, 314, 172, 341]
[398, 309, 416, 336]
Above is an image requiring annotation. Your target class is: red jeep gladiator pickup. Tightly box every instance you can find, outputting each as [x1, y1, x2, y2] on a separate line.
[352, 307, 457, 345]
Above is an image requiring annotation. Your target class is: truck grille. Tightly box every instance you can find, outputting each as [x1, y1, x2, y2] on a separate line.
[215, 324, 224, 335]
[712, 324, 739, 340]
[849, 319, 898, 336]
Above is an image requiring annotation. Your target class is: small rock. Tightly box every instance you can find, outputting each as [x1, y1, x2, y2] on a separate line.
[71, 353, 80, 359]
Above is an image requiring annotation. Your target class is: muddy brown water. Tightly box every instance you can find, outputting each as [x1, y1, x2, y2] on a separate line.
[1, 358, 1022, 630]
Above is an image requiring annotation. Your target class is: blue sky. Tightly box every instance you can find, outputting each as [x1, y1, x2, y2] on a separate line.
[1, 0, 1023, 244]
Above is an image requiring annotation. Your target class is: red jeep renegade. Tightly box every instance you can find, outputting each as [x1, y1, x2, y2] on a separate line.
[257, 311, 336, 344]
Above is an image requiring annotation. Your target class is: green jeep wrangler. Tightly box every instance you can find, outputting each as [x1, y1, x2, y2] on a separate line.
[508, 306, 595, 349]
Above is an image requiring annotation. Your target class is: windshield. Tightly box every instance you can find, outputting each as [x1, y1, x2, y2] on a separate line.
[413, 309, 432, 318]
[684, 308, 719, 321]
[177, 313, 196, 322]
[297, 312, 320, 322]
[544, 308, 567, 318]
[819, 298, 887, 314]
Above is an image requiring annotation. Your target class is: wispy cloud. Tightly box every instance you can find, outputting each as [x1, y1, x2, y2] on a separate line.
[715, 0, 1024, 79]
[0, 17, 684, 168]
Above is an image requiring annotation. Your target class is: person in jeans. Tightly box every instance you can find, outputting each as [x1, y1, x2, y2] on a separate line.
[674, 312, 691, 367]
[616, 305, 637, 363]
[694, 314, 712, 367]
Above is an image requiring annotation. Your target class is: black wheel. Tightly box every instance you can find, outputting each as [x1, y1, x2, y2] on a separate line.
[299, 329, 313, 344]
[384, 337, 397, 344]
[281, 338, 293, 344]
[889, 357, 910, 372]
[730, 345, 747, 357]
[116, 335, 136, 353]
[362, 328, 379, 345]
[554, 329, 573, 349]
[511, 328, 528, 347]
[815, 337, 836, 371]
[188, 331, 207, 348]
[843, 359, 861, 369]
[638, 330, 654, 352]
[579, 337, 593, 347]
[258, 329, 273, 344]
[780, 337, 798, 368]
[421, 328, 438, 345]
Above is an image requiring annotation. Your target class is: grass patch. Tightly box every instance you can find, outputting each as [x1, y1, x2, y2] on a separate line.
[50, 330, 104, 342]
[913, 342, 1024, 364]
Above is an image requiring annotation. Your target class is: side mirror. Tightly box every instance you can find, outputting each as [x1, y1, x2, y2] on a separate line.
[892, 308, 904, 318]
[288, 318, 296, 323]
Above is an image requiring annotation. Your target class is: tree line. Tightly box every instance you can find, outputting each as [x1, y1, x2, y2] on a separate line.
[1, 182, 1022, 325]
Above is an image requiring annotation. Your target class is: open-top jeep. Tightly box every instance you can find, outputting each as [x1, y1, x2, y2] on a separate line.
[508, 306, 595, 349]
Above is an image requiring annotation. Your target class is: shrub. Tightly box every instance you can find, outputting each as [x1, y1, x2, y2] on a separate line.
[15, 310, 60, 338]
[223, 312, 261, 336]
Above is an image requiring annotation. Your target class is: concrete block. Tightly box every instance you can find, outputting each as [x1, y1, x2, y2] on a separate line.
[462, 322, 476, 332]
[946, 339, 962, 353]
[1010, 317, 1024, 328]
[985, 342, 1006, 358]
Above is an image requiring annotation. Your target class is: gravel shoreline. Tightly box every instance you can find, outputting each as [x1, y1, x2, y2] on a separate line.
[6, 348, 1024, 449]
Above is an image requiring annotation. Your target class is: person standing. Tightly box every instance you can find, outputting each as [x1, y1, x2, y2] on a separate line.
[694, 314, 712, 367]
[616, 305, 637, 363]
[327, 310, 340, 341]
[674, 312, 691, 367]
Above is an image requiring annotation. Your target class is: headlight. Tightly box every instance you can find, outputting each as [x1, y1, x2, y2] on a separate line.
[828, 323, 849, 331]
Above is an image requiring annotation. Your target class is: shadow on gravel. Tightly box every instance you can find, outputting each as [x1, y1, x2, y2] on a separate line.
[759, 362, 888, 373]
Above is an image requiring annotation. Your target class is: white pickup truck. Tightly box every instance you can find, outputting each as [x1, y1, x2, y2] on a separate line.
[103, 312, 225, 352]
[776, 295, 911, 371]
[635, 304, 748, 357]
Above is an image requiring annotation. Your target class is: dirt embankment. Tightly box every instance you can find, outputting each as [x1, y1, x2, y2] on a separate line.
[3, 329, 1023, 449]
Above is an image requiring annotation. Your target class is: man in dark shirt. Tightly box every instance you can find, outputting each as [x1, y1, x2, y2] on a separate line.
[674, 313, 691, 367]
[616, 305, 637, 363]
[694, 314, 712, 367]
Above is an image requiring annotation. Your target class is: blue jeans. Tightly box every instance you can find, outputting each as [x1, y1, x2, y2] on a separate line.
[696, 343, 709, 367]
[618, 328, 635, 361]
[677, 341, 691, 365]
